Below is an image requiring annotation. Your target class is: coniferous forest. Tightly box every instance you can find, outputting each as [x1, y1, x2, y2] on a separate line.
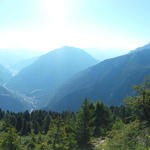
[0, 80, 150, 150]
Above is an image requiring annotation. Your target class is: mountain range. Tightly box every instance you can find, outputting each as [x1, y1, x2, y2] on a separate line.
[47, 45, 150, 111]
[6, 46, 97, 108]
[0, 49, 42, 68]
[1, 44, 150, 112]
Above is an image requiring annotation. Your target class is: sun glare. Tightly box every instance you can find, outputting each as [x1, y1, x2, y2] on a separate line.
[42, 0, 66, 25]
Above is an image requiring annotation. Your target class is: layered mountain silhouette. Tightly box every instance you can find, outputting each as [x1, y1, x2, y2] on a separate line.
[84, 48, 129, 61]
[130, 42, 150, 53]
[0, 49, 42, 68]
[47, 46, 150, 111]
[11, 57, 38, 75]
[6, 46, 97, 108]
[0, 86, 26, 112]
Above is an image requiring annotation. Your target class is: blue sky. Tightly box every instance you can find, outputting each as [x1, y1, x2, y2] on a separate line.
[0, 0, 150, 51]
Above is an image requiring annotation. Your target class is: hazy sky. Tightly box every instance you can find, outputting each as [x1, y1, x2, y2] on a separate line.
[0, 0, 150, 51]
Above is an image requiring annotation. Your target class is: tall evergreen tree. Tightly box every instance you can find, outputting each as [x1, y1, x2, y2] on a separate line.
[125, 79, 150, 123]
[75, 99, 94, 149]
[94, 101, 113, 137]
[47, 116, 66, 150]
[42, 115, 51, 134]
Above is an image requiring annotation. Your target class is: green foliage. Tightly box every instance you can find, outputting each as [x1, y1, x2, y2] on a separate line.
[26, 141, 36, 150]
[102, 120, 149, 150]
[94, 101, 113, 137]
[63, 124, 77, 150]
[75, 99, 95, 149]
[37, 142, 48, 150]
[0, 127, 21, 150]
[47, 116, 66, 150]
[125, 79, 150, 123]
[42, 115, 51, 134]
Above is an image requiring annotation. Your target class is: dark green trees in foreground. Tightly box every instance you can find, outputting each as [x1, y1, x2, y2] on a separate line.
[0, 99, 112, 150]
[0, 127, 20, 150]
[103, 79, 150, 150]
[1, 80, 150, 149]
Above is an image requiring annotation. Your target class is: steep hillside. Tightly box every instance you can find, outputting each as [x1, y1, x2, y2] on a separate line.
[11, 57, 38, 75]
[0, 86, 26, 112]
[6, 46, 97, 108]
[0, 65, 12, 85]
[48, 48, 150, 111]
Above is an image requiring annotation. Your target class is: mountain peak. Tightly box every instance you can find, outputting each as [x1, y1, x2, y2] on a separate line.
[62, 45, 75, 49]
[47, 46, 150, 112]
[56, 46, 83, 52]
[6, 46, 97, 109]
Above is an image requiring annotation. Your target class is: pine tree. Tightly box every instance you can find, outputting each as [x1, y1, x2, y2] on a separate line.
[42, 115, 51, 134]
[15, 116, 22, 132]
[125, 79, 150, 123]
[75, 99, 94, 149]
[94, 101, 113, 137]
[47, 116, 66, 150]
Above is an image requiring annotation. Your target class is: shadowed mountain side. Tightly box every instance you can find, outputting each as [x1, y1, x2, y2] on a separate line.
[47, 48, 150, 112]
[0, 86, 27, 112]
[0, 65, 12, 85]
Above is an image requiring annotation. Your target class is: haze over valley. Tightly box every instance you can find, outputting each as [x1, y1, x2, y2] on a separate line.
[0, 43, 149, 112]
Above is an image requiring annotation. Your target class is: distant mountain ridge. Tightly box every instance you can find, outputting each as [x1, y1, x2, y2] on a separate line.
[84, 48, 129, 61]
[11, 57, 38, 75]
[0, 49, 42, 68]
[130, 43, 150, 53]
[47, 46, 150, 112]
[6, 46, 98, 108]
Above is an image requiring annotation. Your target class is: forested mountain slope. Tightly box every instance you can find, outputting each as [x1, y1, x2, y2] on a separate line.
[48, 48, 150, 111]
